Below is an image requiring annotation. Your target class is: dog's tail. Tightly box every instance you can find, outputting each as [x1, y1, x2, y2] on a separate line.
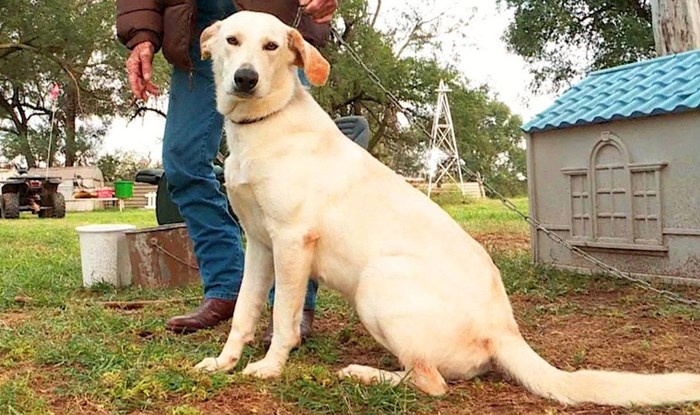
[493, 331, 700, 406]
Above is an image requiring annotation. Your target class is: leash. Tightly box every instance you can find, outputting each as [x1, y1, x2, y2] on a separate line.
[292, 5, 305, 28]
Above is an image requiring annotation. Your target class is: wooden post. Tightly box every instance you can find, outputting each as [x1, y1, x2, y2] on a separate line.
[651, 0, 700, 56]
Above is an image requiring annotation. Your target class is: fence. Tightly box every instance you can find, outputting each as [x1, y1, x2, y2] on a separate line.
[403, 177, 485, 199]
[121, 183, 158, 209]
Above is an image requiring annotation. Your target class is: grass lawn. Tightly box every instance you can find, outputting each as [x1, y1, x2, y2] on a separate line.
[1, 196, 699, 415]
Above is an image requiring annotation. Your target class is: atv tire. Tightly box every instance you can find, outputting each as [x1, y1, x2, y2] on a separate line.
[39, 192, 66, 219]
[1, 193, 20, 219]
[52, 192, 66, 218]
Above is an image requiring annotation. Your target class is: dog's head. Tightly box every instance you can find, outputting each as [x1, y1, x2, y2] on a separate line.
[200, 11, 330, 117]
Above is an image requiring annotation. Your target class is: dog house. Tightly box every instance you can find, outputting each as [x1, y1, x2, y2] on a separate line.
[523, 48, 700, 285]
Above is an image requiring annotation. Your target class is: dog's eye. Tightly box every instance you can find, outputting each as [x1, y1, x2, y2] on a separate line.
[226, 36, 240, 46]
[263, 42, 278, 51]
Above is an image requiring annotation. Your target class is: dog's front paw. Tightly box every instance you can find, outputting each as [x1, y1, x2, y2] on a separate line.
[194, 356, 238, 372]
[242, 358, 282, 379]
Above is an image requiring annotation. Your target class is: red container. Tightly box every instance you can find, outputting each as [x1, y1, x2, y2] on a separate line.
[96, 188, 115, 198]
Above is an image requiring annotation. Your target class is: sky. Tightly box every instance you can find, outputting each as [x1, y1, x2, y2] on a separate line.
[101, 0, 558, 163]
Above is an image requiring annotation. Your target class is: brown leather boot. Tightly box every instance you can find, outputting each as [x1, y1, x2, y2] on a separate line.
[261, 309, 315, 349]
[166, 298, 236, 334]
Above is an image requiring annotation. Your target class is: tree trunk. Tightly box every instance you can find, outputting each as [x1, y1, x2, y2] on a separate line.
[18, 127, 37, 168]
[63, 81, 78, 167]
[651, 0, 700, 56]
[0, 88, 35, 167]
[368, 107, 393, 152]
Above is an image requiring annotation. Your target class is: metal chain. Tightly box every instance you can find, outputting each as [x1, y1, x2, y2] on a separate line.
[330, 27, 699, 306]
[292, 6, 305, 28]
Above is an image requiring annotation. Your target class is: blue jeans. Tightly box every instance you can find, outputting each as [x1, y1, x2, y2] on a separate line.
[162, 0, 318, 310]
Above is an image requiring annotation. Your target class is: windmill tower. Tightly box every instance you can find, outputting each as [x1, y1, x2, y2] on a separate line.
[427, 80, 465, 197]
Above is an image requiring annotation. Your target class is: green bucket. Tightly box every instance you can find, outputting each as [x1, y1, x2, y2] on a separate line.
[114, 180, 134, 199]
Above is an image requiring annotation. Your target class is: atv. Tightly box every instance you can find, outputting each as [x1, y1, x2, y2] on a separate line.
[0, 167, 66, 219]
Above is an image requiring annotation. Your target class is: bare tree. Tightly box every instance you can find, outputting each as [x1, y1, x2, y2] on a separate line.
[651, 0, 700, 56]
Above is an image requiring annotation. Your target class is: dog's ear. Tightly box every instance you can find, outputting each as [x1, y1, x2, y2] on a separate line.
[288, 29, 330, 86]
[200, 21, 222, 60]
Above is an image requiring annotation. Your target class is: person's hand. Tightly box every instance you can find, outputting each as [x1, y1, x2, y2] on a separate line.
[300, 0, 337, 23]
[126, 41, 159, 101]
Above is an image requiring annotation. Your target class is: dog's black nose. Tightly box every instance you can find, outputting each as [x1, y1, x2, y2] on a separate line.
[233, 67, 258, 93]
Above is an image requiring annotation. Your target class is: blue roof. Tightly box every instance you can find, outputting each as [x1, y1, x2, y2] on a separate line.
[522, 48, 700, 133]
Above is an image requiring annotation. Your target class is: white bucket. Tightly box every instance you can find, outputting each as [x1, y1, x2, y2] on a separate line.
[75, 224, 137, 287]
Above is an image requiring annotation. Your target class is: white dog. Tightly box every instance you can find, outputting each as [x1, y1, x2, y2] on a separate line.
[194, 11, 700, 407]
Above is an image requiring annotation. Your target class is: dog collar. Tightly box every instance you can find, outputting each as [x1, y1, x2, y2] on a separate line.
[231, 107, 283, 126]
[232, 115, 269, 125]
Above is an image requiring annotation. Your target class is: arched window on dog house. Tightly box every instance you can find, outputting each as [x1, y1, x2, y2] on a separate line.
[563, 132, 666, 251]
[590, 133, 631, 244]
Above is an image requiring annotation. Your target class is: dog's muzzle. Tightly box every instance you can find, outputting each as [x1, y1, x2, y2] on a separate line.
[233, 67, 258, 95]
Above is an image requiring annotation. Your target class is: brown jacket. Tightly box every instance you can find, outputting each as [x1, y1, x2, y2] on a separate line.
[116, 0, 331, 71]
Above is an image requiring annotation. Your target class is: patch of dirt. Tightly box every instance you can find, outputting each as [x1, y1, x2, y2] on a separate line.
[511, 292, 700, 373]
[473, 232, 530, 252]
[0, 364, 27, 384]
[46, 396, 112, 415]
[126, 386, 296, 415]
[0, 310, 28, 329]
[195, 387, 296, 415]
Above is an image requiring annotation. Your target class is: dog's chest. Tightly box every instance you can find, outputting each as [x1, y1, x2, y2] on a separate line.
[224, 154, 288, 245]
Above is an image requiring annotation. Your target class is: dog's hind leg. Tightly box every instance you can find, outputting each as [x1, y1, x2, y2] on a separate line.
[338, 362, 448, 396]
[338, 365, 406, 386]
[336, 257, 460, 396]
